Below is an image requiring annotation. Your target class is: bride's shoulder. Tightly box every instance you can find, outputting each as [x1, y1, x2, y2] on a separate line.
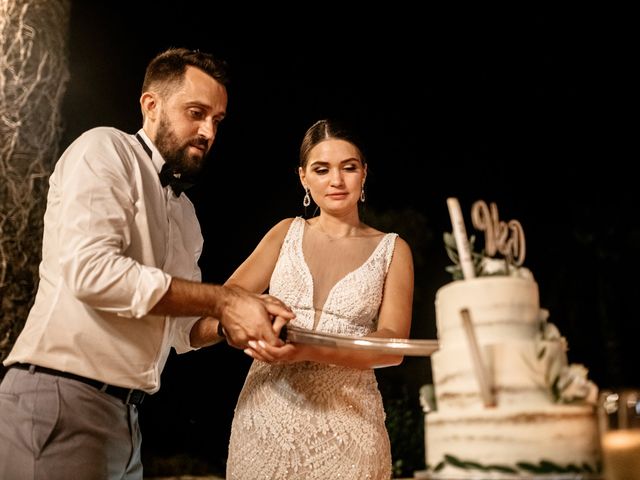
[265, 217, 299, 239]
[360, 223, 386, 238]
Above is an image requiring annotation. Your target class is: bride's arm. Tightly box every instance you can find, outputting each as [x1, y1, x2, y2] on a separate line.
[245, 236, 414, 369]
[224, 218, 294, 293]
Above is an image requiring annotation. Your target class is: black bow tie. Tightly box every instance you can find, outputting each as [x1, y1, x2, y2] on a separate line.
[135, 133, 195, 197]
[158, 163, 195, 197]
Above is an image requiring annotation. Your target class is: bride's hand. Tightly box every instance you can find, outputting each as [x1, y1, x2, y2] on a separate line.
[271, 314, 289, 339]
[243, 339, 298, 364]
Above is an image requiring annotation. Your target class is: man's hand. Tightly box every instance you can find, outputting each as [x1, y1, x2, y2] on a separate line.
[219, 285, 295, 348]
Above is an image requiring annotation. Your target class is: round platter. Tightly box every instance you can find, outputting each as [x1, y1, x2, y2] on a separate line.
[282, 325, 439, 357]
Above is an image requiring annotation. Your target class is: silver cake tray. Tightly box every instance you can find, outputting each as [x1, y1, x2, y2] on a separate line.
[282, 325, 439, 356]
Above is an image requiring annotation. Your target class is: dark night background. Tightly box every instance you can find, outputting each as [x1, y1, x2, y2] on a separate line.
[58, 2, 635, 476]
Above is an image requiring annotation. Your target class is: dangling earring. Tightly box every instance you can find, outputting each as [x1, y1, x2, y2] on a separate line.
[360, 184, 366, 203]
[303, 187, 311, 207]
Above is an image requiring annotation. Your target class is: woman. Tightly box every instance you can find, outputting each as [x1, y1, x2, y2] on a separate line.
[224, 119, 414, 479]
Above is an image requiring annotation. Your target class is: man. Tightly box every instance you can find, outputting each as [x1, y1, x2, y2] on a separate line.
[0, 47, 293, 480]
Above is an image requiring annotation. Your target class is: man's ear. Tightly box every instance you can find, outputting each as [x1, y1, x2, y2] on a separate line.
[140, 91, 159, 121]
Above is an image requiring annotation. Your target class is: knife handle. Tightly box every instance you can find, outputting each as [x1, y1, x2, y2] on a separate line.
[279, 324, 288, 341]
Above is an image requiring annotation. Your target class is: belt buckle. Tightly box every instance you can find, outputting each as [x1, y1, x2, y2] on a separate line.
[125, 389, 145, 405]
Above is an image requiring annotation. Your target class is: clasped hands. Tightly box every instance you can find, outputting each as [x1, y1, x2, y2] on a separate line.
[219, 287, 298, 363]
[243, 315, 300, 364]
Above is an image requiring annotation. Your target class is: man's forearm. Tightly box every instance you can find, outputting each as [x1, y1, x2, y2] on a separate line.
[149, 277, 229, 319]
[151, 277, 295, 349]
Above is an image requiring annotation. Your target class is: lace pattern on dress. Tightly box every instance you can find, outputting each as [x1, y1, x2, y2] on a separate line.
[226, 217, 398, 480]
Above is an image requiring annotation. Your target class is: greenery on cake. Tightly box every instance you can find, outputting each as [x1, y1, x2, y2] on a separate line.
[431, 454, 600, 475]
[536, 310, 599, 405]
[444, 199, 529, 280]
[444, 232, 482, 280]
[444, 231, 532, 280]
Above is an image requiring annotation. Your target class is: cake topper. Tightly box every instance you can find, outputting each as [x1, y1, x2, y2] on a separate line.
[471, 199, 526, 267]
[445, 198, 527, 279]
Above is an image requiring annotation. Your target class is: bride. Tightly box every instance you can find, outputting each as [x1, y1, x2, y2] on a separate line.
[223, 119, 414, 480]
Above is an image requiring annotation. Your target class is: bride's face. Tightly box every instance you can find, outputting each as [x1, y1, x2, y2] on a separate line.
[299, 139, 367, 213]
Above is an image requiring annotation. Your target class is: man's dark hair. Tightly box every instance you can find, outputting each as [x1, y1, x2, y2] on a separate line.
[142, 47, 230, 97]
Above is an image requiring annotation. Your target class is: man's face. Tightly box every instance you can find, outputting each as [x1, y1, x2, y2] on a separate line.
[154, 66, 227, 177]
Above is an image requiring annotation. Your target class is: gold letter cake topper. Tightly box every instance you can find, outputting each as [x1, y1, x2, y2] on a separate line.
[471, 200, 526, 267]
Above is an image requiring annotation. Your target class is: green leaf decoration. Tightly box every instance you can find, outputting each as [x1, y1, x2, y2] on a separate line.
[444, 455, 467, 468]
[463, 461, 488, 471]
[443, 232, 484, 279]
[517, 462, 541, 472]
[539, 460, 565, 473]
[445, 264, 465, 281]
[515, 459, 592, 474]
[551, 374, 560, 401]
[432, 456, 596, 475]
[565, 463, 581, 473]
[486, 464, 519, 473]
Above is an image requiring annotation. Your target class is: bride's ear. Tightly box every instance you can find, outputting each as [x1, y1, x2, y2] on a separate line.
[298, 167, 306, 187]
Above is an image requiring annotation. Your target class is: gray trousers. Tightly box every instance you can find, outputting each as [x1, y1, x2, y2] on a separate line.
[0, 367, 142, 480]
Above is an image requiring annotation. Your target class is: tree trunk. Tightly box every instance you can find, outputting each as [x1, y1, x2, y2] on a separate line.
[0, 0, 70, 367]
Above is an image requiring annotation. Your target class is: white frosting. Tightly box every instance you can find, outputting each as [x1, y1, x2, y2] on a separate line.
[425, 276, 600, 477]
[426, 406, 600, 478]
[435, 277, 541, 349]
[432, 340, 568, 410]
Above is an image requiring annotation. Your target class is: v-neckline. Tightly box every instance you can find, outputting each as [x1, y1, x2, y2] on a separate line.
[297, 218, 388, 330]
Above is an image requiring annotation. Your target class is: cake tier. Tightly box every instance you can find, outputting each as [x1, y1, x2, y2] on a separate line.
[432, 340, 567, 411]
[435, 277, 540, 349]
[425, 406, 601, 478]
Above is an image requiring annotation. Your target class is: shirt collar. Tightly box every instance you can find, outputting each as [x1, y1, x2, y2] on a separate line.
[135, 129, 165, 175]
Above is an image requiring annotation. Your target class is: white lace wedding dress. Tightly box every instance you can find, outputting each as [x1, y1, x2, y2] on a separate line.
[226, 217, 398, 480]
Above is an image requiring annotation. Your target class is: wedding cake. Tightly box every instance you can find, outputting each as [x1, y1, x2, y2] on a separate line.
[422, 199, 601, 479]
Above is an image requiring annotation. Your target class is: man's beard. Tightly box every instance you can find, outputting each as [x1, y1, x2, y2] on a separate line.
[155, 116, 210, 178]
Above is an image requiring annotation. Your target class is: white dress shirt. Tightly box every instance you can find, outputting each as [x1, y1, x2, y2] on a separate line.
[4, 127, 202, 393]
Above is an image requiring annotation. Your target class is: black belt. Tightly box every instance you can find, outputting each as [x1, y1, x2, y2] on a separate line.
[10, 363, 145, 406]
